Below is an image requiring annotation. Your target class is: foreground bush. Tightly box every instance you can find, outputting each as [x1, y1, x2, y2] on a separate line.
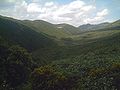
[31, 66, 77, 90]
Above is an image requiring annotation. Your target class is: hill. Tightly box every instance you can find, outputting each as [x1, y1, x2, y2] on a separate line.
[0, 15, 56, 51]
[55, 23, 80, 35]
[21, 20, 80, 39]
[0, 15, 120, 90]
[79, 22, 109, 31]
[21, 20, 70, 39]
[52, 29, 120, 89]
[79, 20, 120, 31]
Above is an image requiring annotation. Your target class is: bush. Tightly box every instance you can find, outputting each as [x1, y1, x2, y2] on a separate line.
[0, 42, 33, 89]
[31, 66, 77, 90]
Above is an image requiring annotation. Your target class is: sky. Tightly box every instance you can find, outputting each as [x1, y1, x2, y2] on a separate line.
[0, 0, 120, 26]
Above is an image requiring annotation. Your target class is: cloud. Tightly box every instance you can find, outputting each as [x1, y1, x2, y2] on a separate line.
[83, 9, 108, 24]
[45, 2, 54, 7]
[33, 0, 96, 26]
[27, 3, 42, 13]
[0, 0, 109, 26]
[97, 9, 108, 17]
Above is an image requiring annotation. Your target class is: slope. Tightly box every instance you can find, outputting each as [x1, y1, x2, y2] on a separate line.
[0, 15, 56, 51]
[21, 20, 72, 39]
[51, 29, 120, 89]
[79, 22, 109, 31]
[79, 20, 120, 32]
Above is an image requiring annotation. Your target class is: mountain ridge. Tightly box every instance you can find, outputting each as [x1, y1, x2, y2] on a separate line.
[1, 15, 120, 33]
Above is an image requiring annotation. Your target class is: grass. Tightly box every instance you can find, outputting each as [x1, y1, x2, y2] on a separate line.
[51, 31, 120, 75]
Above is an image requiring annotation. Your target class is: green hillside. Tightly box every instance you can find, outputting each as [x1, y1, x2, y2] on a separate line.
[52, 30, 120, 89]
[0, 15, 56, 51]
[0, 15, 120, 90]
[108, 19, 120, 29]
[55, 24, 80, 35]
[21, 20, 72, 39]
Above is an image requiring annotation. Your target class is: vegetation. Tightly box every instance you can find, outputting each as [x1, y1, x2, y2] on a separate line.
[0, 38, 34, 89]
[0, 15, 120, 90]
[0, 16, 56, 51]
[31, 66, 77, 90]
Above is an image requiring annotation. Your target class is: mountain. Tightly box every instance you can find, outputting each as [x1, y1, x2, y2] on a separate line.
[20, 20, 81, 39]
[79, 22, 110, 31]
[108, 19, 120, 29]
[79, 20, 120, 31]
[1, 15, 120, 48]
[55, 23, 80, 35]
[21, 20, 70, 39]
[52, 26, 120, 90]
[0, 15, 56, 51]
[21, 20, 80, 39]
[0, 15, 120, 90]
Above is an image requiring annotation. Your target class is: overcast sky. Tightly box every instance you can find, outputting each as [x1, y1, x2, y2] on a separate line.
[0, 0, 120, 26]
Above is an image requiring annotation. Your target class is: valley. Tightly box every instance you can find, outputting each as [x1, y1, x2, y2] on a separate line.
[0, 15, 120, 90]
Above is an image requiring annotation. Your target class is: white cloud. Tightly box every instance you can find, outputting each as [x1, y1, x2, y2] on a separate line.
[27, 3, 42, 13]
[0, 0, 109, 26]
[45, 2, 54, 7]
[35, 0, 96, 25]
[83, 9, 108, 24]
[81, 5, 95, 11]
[97, 9, 108, 17]
[67, 0, 85, 9]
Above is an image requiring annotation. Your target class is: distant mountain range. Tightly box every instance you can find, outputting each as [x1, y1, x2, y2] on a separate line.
[1, 15, 120, 38]
[0, 15, 120, 48]
[79, 20, 120, 31]
[79, 22, 110, 31]
[20, 17, 120, 35]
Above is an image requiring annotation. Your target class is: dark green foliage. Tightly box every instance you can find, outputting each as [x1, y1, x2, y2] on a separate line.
[52, 32, 120, 89]
[31, 66, 77, 90]
[0, 16, 56, 51]
[0, 39, 33, 89]
[7, 45, 33, 68]
[86, 63, 120, 90]
[0, 15, 58, 65]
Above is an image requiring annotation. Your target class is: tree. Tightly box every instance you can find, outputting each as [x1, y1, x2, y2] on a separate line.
[0, 40, 33, 89]
[31, 66, 77, 90]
